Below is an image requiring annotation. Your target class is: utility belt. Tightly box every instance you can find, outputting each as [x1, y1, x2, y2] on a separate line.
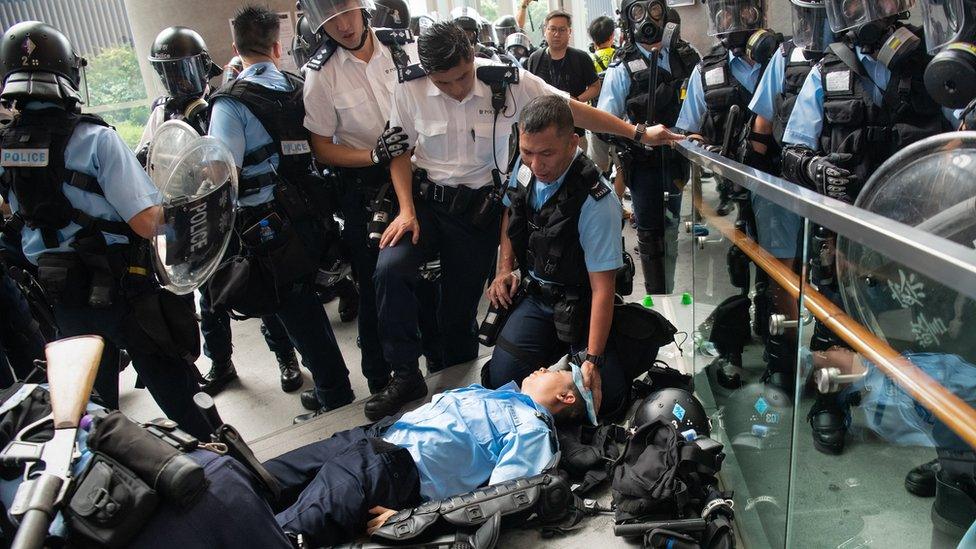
[240, 170, 338, 226]
[413, 169, 502, 230]
[524, 277, 590, 345]
[34, 241, 133, 311]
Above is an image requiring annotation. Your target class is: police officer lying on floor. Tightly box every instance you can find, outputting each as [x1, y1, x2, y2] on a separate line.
[265, 365, 595, 547]
[208, 5, 354, 423]
[482, 95, 627, 419]
[372, 21, 683, 422]
[0, 21, 211, 438]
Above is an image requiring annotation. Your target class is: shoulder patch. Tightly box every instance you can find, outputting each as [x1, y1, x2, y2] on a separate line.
[305, 39, 338, 72]
[517, 164, 533, 188]
[398, 63, 427, 83]
[375, 28, 414, 46]
[588, 180, 612, 201]
[824, 69, 852, 94]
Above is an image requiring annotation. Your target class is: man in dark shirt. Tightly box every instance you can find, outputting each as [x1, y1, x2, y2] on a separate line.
[526, 10, 600, 140]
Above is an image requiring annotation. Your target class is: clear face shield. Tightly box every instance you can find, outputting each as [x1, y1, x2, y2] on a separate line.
[478, 20, 498, 45]
[792, 0, 836, 51]
[150, 54, 210, 98]
[824, 0, 915, 32]
[706, 0, 767, 36]
[372, 3, 409, 29]
[494, 25, 519, 46]
[299, 0, 377, 32]
[921, 0, 968, 53]
[506, 32, 533, 59]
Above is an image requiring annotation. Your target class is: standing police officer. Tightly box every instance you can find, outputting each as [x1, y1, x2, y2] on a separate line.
[597, 0, 700, 294]
[0, 21, 210, 438]
[373, 22, 683, 420]
[138, 26, 303, 396]
[780, 0, 954, 455]
[299, 0, 444, 401]
[209, 5, 353, 423]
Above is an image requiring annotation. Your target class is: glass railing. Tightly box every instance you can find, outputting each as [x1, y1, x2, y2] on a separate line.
[671, 137, 976, 549]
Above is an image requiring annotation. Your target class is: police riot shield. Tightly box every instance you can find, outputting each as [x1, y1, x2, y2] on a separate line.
[151, 136, 238, 295]
[837, 132, 976, 358]
[146, 120, 200, 188]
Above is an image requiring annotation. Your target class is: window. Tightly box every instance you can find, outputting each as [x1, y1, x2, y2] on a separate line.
[82, 45, 150, 151]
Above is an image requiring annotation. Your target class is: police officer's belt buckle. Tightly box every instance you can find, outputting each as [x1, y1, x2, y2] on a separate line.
[432, 184, 446, 203]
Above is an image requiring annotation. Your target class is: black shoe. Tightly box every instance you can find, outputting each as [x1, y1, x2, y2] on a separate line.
[277, 351, 302, 393]
[932, 471, 976, 539]
[200, 360, 238, 396]
[294, 408, 327, 424]
[368, 376, 391, 395]
[906, 459, 940, 497]
[364, 371, 428, 422]
[338, 281, 359, 323]
[711, 355, 743, 390]
[300, 389, 320, 411]
[715, 198, 734, 217]
[807, 394, 849, 455]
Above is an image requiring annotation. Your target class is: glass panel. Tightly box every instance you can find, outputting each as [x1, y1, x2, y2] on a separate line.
[82, 45, 150, 150]
[688, 162, 801, 548]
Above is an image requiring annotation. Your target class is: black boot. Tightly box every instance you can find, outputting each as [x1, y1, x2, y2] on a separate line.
[637, 230, 667, 295]
[711, 353, 743, 390]
[337, 278, 359, 323]
[716, 180, 734, 216]
[300, 389, 320, 411]
[200, 359, 238, 396]
[277, 350, 302, 393]
[294, 408, 328, 424]
[906, 459, 940, 497]
[932, 471, 976, 539]
[364, 367, 428, 422]
[762, 333, 797, 396]
[368, 376, 391, 395]
[807, 393, 851, 455]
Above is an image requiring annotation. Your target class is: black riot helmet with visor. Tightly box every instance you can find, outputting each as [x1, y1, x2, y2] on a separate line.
[705, 0, 777, 58]
[620, 0, 682, 49]
[824, 0, 915, 52]
[0, 21, 86, 106]
[372, 0, 410, 29]
[494, 15, 520, 47]
[452, 6, 484, 44]
[478, 17, 498, 46]
[792, 0, 837, 53]
[149, 26, 222, 99]
[410, 14, 437, 35]
[505, 32, 534, 61]
[922, 0, 976, 110]
[291, 14, 322, 68]
[299, 0, 376, 50]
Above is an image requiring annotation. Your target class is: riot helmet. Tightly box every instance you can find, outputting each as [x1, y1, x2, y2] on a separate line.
[632, 388, 712, 437]
[621, 0, 681, 49]
[410, 14, 437, 35]
[792, 0, 837, 53]
[479, 17, 498, 46]
[824, 0, 915, 52]
[0, 21, 86, 105]
[494, 15, 520, 46]
[705, 0, 770, 55]
[506, 32, 534, 61]
[149, 27, 221, 99]
[452, 6, 484, 44]
[372, 0, 410, 29]
[300, 0, 377, 32]
[921, 0, 976, 109]
[291, 15, 320, 67]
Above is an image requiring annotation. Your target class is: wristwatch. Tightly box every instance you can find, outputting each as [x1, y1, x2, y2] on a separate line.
[576, 350, 605, 368]
[633, 123, 647, 142]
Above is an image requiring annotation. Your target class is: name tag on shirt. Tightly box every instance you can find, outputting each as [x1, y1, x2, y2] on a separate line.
[281, 140, 311, 156]
[517, 164, 533, 188]
[824, 70, 852, 94]
[1, 148, 49, 167]
[704, 67, 727, 87]
[627, 58, 648, 73]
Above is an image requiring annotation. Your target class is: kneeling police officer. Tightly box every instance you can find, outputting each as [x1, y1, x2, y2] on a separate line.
[483, 95, 626, 418]
[208, 5, 354, 423]
[0, 21, 210, 438]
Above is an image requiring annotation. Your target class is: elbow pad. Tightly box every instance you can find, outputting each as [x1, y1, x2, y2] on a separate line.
[781, 146, 815, 188]
[738, 131, 776, 174]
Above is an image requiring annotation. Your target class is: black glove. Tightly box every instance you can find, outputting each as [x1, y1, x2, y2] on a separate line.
[689, 136, 722, 154]
[371, 122, 410, 165]
[805, 153, 856, 203]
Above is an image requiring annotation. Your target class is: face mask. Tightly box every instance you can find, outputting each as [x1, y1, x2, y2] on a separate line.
[721, 30, 754, 56]
[875, 25, 921, 68]
[925, 42, 976, 109]
[626, 0, 680, 48]
[745, 28, 781, 64]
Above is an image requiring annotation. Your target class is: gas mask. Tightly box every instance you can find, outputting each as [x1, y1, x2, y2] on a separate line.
[707, 0, 769, 55]
[921, 0, 976, 109]
[745, 28, 782, 63]
[623, 0, 681, 49]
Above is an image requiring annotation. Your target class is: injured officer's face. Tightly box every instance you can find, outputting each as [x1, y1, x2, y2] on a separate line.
[520, 369, 577, 412]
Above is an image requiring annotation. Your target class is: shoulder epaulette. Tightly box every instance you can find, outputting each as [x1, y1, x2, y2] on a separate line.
[588, 180, 612, 201]
[305, 39, 338, 72]
[398, 63, 427, 83]
[375, 28, 414, 46]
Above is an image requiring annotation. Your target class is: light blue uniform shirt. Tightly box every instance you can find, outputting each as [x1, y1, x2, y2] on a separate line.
[382, 382, 556, 501]
[675, 50, 764, 133]
[596, 44, 673, 120]
[209, 61, 290, 207]
[748, 46, 790, 122]
[0, 103, 158, 265]
[782, 47, 959, 149]
[504, 151, 624, 278]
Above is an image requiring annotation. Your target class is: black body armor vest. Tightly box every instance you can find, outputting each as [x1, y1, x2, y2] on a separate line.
[0, 109, 133, 248]
[771, 40, 815, 145]
[507, 154, 609, 287]
[210, 70, 313, 196]
[699, 45, 756, 144]
[621, 41, 699, 128]
[817, 26, 950, 197]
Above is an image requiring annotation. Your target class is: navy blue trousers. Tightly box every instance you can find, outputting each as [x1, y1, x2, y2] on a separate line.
[627, 156, 681, 235]
[265, 426, 421, 547]
[0, 273, 45, 387]
[375, 200, 500, 369]
[485, 295, 630, 419]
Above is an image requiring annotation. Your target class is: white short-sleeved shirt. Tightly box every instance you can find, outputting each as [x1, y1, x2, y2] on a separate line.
[389, 57, 567, 189]
[303, 29, 418, 150]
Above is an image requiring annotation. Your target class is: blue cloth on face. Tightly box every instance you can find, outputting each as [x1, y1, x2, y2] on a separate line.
[208, 61, 292, 207]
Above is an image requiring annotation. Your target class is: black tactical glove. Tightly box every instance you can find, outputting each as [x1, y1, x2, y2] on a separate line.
[371, 122, 410, 165]
[805, 153, 856, 203]
[689, 136, 722, 154]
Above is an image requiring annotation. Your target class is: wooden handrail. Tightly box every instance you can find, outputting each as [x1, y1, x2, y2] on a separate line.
[693, 186, 976, 450]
